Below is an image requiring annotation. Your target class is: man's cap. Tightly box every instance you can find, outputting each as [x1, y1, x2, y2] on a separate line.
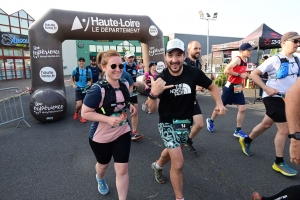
[166, 38, 185, 53]
[149, 61, 157, 68]
[90, 56, 96, 61]
[239, 43, 254, 51]
[281, 32, 300, 42]
[78, 57, 85, 61]
[124, 51, 135, 57]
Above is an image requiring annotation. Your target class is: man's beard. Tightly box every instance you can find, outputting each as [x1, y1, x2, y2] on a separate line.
[126, 61, 133, 66]
[167, 61, 183, 74]
[191, 53, 200, 60]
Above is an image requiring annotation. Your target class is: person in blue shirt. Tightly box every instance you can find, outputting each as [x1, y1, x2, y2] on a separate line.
[86, 56, 103, 83]
[71, 57, 93, 123]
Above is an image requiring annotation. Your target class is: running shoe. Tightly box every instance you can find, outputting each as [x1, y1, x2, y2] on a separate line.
[142, 103, 147, 111]
[151, 162, 165, 184]
[272, 162, 298, 176]
[251, 192, 262, 200]
[206, 118, 214, 132]
[96, 174, 109, 195]
[185, 139, 197, 154]
[131, 131, 143, 141]
[233, 130, 247, 138]
[80, 117, 87, 123]
[239, 137, 252, 156]
[73, 112, 78, 120]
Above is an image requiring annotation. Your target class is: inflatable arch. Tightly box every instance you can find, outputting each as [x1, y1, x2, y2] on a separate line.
[28, 9, 165, 123]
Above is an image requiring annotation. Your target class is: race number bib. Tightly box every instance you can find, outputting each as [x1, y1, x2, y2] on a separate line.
[172, 119, 191, 134]
[111, 111, 127, 128]
[234, 84, 243, 93]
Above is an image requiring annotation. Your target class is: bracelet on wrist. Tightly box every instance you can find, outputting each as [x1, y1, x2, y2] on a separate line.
[148, 91, 158, 100]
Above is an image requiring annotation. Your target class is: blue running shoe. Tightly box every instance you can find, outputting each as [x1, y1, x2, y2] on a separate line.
[96, 174, 109, 195]
[272, 162, 298, 176]
[233, 130, 247, 138]
[206, 118, 214, 132]
[239, 137, 252, 156]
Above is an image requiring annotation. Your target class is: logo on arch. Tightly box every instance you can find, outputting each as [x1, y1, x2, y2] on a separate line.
[43, 20, 58, 34]
[149, 25, 158, 36]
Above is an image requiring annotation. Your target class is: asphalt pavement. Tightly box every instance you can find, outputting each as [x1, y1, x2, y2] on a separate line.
[1, 78, 300, 200]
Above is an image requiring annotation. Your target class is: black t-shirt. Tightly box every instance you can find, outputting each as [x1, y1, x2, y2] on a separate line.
[184, 57, 202, 70]
[157, 65, 212, 123]
[86, 65, 102, 83]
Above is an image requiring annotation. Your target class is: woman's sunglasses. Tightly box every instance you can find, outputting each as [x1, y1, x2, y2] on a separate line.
[111, 64, 124, 70]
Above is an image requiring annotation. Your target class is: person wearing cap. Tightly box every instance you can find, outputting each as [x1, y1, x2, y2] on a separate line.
[183, 40, 205, 154]
[141, 61, 158, 113]
[86, 56, 102, 83]
[147, 38, 227, 200]
[71, 57, 93, 123]
[123, 51, 142, 141]
[206, 42, 254, 138]
[239, 31, 300, 177]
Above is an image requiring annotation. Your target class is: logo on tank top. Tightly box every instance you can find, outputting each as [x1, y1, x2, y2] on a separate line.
[170, 83, 191, 96]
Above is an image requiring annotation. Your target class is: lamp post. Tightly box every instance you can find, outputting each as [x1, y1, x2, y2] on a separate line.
[198, 11, 218, 72]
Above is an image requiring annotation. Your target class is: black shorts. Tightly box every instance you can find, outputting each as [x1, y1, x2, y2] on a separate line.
[89, 132, 131, 164]
[193, 100, 202, 115]
[130, 96, 138, 104]
[263, 97, 286, 122]
[75, 90, 86, 101]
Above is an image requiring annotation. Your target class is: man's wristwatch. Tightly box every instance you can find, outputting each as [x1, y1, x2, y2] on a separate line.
[237, 73, 241, 77]
[288, 132, 300, 140]
[148, 91, 158, 100]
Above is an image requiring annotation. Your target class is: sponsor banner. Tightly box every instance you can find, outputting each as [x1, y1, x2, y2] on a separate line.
[0, 32, 29, 48]
[71, 16, 141, 34]
[33, 46, 60, 59]
[149, 46, 164, 56]
[33, 101, 64, 115]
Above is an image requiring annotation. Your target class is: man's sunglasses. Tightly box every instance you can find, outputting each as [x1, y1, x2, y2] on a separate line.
[111, 64, 124, 70]
[288, 39, 300, 44]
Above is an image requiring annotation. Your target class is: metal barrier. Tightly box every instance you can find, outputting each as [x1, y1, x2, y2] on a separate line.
[0, 87, 30, 128]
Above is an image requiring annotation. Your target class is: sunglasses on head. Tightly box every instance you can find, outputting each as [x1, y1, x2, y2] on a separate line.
[110, 64, 124, 70]
[288, 39, 300, 44]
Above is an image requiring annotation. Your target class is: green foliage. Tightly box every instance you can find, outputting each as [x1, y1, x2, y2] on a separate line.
[213, 67, 228, 87]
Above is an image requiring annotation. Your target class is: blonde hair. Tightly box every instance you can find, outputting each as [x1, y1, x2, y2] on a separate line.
[96, 50, 121, 67]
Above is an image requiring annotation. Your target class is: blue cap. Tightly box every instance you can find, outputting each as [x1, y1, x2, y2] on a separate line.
[149, 61, 157, 67]
[239, 43, 254, 51]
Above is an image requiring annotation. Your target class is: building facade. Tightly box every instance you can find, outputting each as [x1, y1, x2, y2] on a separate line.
[0, 8, 34, 80]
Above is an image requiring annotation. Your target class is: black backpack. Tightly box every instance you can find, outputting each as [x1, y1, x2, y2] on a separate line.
[95, 79, 131, 116]
[74, 67, 91, 82]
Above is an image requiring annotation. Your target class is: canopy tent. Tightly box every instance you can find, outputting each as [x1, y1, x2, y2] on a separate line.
[211, 23, 282, 52]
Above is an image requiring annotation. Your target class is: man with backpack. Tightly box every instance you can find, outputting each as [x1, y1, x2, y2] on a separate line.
[239, 31, 300, 176]
[123, 51, 142, 140]
[71, 57, 92, 123]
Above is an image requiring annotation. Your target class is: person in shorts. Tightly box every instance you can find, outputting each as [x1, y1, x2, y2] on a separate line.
[147, 38, 227, 200]
[239, 31, 300, 177]
[81, 50, 137, 199]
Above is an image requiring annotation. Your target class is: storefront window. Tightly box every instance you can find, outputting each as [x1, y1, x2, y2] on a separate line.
[4, 48, 13, 56]
[29, 20, 33, 27]
[109, 46, 116, 50]
[10, 16, 19, 27]
[136, 46, 142, 53]
[0, 48, 2, 56]
[20, 19, 28, 28]
[19, 10, 27, 19]
[96, 45, 103, 52]
[103, 45, 109, 51]
[89, 45, 96, 52]
[23, 50, 30, 57]
[0, 59, 5, 80]
[11, 27, 20, 34]
[117, 46, 123, 52]
[0, 25, 10, 32]
[21, 29, 28, 35]
[0, 14, 9, 25]
[130, 47, 135, 52]
[14, 49, 22, 56]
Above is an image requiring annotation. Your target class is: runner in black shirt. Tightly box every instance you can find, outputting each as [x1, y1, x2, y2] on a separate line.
[147, 38, 227, 200]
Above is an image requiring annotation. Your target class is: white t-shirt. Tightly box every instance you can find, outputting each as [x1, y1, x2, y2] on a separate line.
[257, 54, 299, 98]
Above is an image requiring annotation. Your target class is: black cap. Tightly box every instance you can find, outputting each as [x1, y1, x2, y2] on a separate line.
[149, 61, 157, 68]
[78, 57, 85, 62]
[90, 56, 96, 61]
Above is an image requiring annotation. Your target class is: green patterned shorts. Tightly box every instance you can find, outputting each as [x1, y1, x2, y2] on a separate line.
[158, 122, 190, 149]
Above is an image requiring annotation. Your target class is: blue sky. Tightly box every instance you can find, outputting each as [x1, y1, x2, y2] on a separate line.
[1, 0, 300, 38]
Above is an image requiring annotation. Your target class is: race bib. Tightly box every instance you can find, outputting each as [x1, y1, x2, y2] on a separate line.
[172, 119, 191, 134]
[111, 111, 127, 128]
[234, 84, 243, 93]
[132, 70, 137, 75]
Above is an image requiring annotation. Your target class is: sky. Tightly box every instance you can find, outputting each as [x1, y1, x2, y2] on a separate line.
[1, 0, 300, 38]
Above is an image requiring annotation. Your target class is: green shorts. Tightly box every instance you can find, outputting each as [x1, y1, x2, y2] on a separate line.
[158, 122, 190, 149]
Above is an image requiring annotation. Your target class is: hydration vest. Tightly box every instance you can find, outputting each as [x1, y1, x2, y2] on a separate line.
[275, 54, 300, 79]
[95, 79, 131, 116]
[74, 67, 91, 82]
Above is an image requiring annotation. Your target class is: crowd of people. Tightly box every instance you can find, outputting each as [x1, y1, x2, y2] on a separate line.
[70, 31, 300, 200]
